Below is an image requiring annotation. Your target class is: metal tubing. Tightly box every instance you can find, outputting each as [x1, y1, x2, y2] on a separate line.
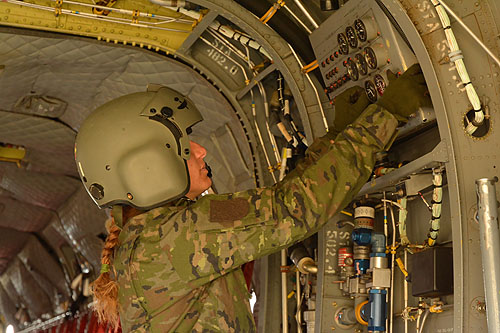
[281, 249, 289, 333]
[476, 177, 500, 332]
[292, 0, 319, 29]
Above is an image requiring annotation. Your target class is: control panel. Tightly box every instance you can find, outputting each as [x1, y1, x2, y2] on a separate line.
[309, 0, 435, 135]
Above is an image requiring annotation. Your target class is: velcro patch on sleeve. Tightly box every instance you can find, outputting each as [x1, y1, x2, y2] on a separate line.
[209, 198, 250, 224]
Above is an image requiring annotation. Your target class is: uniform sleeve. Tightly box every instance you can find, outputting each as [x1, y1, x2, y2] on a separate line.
[167, 104, 398, 285]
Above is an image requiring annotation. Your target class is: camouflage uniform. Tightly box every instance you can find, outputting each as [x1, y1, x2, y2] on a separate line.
[114, 105, 398, 332]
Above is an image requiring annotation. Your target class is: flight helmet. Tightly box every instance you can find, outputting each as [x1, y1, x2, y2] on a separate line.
[75, 85, 203, 209]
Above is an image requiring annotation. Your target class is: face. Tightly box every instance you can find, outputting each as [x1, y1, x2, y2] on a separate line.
[185, 141, 212, 199]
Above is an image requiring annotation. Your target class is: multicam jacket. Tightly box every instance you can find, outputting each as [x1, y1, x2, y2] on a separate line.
[114, 105, 398, 332]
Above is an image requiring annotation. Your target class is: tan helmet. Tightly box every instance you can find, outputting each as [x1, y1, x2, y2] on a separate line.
[75, 85, 203, 209]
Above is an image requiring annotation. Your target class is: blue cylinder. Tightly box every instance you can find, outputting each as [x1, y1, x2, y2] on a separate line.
[354, 258, 370, 275]
[352, 228, 372, 245]
[368, 289, 387, 331]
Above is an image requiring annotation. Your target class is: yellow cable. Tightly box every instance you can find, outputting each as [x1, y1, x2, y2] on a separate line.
[430, 304, 443, 313]
[396, 257, 409, 278]
[340, 210, 352, 217]
[260, 0, 285, 24]
[303, 62, 319, 73]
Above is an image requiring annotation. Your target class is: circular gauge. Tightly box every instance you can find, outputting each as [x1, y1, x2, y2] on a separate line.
[337, 33, 349, 55]
[364, 80, 378, 103]
[354, 53, 368, 76]
[345, 58, 359, 81]
[354, 19, 367, 42]
[364, 47, 378, 69]
[345, 26, 358, 49]
[374, 74, 386, 95]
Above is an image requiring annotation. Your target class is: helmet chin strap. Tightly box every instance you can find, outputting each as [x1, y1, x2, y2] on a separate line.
[205, 162, 212, 178]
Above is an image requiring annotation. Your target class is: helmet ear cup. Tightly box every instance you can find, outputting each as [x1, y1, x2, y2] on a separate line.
[117, 140, 189, 208]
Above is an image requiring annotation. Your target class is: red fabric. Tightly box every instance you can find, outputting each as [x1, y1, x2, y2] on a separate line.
[87, 312, 99, 333]
[242, 260, 255, 291]
[78, 314, 89, 333]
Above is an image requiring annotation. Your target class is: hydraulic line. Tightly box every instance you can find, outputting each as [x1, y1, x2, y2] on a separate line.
[52, 0, 193, 23]
[430, 0, 486, 134]
[7, 0, 192, 32]
[388, 204, 397, 333]
[234, 0, 320, 81]
[287, 45, 329, 133]
[282, 5, 312, 34]
[427, 168, 444, 246]
[199, 35, 278, 182]
[291, 0, 319, 29]
[279, 150, 289, 333]
[209, 28, 281, 168]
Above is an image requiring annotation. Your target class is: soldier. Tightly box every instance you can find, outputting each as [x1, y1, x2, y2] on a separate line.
[75, 64, 429, 332]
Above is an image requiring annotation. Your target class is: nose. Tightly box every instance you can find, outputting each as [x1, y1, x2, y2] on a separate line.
[190, 141, 207, 159]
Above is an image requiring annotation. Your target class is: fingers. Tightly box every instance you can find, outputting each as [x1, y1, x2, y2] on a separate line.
[334, 86, 364, 104]
[386, 69, 398, 82]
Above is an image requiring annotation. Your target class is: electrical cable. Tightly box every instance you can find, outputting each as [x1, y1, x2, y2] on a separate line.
[427, 167, 444, 246]
[199, 35, 278, 182]
[430, 0, 485, 134]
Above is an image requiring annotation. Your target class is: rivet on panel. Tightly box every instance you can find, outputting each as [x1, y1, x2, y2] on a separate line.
[119, 30, 123, 34]
[102, 28, 106, 32]
[110, 29, 115, 33]
[127, 193, 133, 200]
[449, 91, 454, 95]
[78, 25, 81, 30]
[145, 34, 149, 38]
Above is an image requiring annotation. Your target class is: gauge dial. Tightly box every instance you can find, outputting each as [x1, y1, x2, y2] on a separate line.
[345, 26, 358, 49]
[364, 80, 378, 103]
[354, 53, 368, 75]
[337, 33, 349, 55]
[364, 47, 378, 69]
[345, 58, 359, 81]
[354, 19, 367, 42]
[374, 74, 386, 95]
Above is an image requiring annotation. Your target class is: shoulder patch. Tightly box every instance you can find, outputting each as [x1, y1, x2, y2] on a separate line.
[209, 198, 249, 224]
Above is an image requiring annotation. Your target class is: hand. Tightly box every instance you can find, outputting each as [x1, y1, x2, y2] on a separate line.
[376, 64, 432, 122]
[331, 86, 370, 136]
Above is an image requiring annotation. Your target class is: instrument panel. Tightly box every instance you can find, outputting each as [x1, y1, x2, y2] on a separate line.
[309, 0, 435, 135]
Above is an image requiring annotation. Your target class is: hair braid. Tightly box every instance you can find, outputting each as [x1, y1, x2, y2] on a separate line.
[91, 215, 122, 328]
